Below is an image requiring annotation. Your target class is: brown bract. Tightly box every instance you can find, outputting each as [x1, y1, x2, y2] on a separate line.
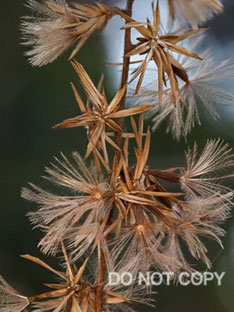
[21, 243, 130, 312]
[118, 1, 204, 106]
[68, 1, 116, 59]
[111, 116, 183, 229]
[22, 0, 116, 66]
[54, 60, 153, 170]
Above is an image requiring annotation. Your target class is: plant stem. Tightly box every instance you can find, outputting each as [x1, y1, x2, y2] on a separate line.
[95, 2, 134, 312]
[96, 245, 106, 312]
[112, 0, 135, 172]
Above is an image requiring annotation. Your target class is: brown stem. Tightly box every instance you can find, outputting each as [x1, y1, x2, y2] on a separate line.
[95, 246, 106, 312]
[95, 2, 135, 312]
[112, 0, 135, 173]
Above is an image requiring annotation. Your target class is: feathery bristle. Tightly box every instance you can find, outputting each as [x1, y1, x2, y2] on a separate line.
[21, 0, 115, 66]
[0, 277, 29, 312]
[143, 47, 234, 139]
[168, 0, 223, 28]
[22, 152, 114, 256]
[180, 139, 234, 198]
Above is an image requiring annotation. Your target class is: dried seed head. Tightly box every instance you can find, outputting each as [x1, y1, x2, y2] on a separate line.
[54, 60, 152, 167]
[118, 1, 203, 105]
[21, 152, 114, 257]
[112, 224, 177, 277]
[142, 45, 234, 139]
[20, 246, 132, 312]
[21, 0, 115, 66]
[111, 129, 233, 274]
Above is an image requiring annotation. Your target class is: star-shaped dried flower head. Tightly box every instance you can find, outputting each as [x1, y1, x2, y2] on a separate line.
[119, 0, 204, 105]
[16, 243, 130, 312]
[108, 118, 183, 274]
[168, 0, 223, 29]
[54, 60, 152, 167]
[21, 0, 116, 66]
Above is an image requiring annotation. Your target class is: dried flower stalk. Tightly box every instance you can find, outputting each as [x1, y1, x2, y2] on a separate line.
[2, 0, 232, 312]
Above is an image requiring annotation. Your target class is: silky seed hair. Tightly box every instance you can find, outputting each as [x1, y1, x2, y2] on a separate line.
[0, 276, 29, 312]
[167, 0, 223, 29]
[21, 0, 117, 66]
[146, 50, 234, 139]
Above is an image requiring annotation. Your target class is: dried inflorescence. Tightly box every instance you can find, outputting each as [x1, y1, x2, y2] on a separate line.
[22, 152, 115, 260]
[0, 244, 133, 312]
[3, 0, 233, 311]
[119, 2, 232, 139]
[21, 0, 116, 66]
[142, 45, 234, 139]
[111, 127, 234, 274]
[53, 60, 152, 170]
[167, 0, 223, 28]
[118, 1, 204, 106]
[22, 111, 234, 275]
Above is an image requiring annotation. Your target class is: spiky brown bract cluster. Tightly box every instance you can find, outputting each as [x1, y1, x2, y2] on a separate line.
[168, 0, 223, 28]
[1, 243, 133, 312]
[118, 0, 204, 106]
[21, 0, 116, 66]
[53, 60, 152, 171]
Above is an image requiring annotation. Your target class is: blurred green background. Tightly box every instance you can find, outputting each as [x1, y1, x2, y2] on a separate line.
[0, 0, 234, 311]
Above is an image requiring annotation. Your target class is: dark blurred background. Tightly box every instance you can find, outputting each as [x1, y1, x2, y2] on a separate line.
[0, 0, 234, 311]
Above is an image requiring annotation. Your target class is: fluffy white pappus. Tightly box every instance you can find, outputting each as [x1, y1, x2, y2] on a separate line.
[21, 152, 114, 256]
[21, 0, 79, 66]
[104, 285, 155, 312]
[104, 261, 156, 312]
[163, 196, 230, 271]
[64, 221, 115, 272]
[146, 48, 234, 140]
[21, 0, 115, 66]
[168, 0, 223, 29]
[111, 224, 179, 278]
[182, 192, 233, 225]
[165, 228, 216, 272]
[0, 276, 29, 312]
[152, 139, 234, 273]
[179, 139, 234, 199]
